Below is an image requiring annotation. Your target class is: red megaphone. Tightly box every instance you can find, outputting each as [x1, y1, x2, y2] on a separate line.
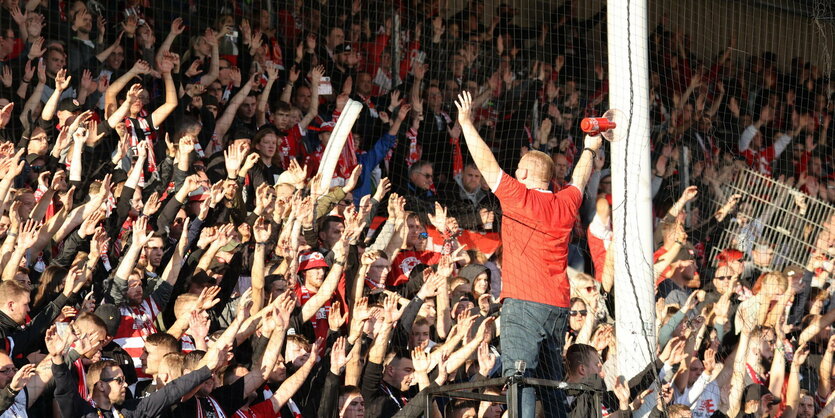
[580, 117, 617, 135]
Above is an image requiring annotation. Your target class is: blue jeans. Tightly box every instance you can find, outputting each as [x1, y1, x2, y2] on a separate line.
[501, 298, 569, 418]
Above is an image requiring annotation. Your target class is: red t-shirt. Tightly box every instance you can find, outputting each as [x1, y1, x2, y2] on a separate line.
[294, 283, 331, 341]
[387, 250, 442, 287]
[493, 172, 581, 308]
[234, 398, 280, 418]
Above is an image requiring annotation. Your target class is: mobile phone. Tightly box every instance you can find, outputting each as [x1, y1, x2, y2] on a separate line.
[318, 77, 333, 95]
[56, 322, 69, 338]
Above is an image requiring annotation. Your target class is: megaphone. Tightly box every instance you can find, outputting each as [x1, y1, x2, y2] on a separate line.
[580, 109, 626, 142]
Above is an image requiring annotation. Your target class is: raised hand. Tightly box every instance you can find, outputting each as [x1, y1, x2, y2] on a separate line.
[131, 216, 153, 246]
[412, 345, 431, 374]
[342, 164, 363, 193]
[195, 286, 222, 311]
[477, 341, 496, 376]
[178, 134, 196, 156]
[121, 15, 138, 36]
[311, 65, 325, 84]
[454, 91, 473, 124]
[54, 68, 71, 90]
[127, 83, 144, 102]
[330, 336, 351, 374]
[18, 219, 40, 248]
[170, 17, 185, 36]
[0, 103, 13, 129]
[79, 208, 105, 237]
[9, 363, 37, 391]
[0, 66, 12, 88]
[328, 300, 348, 331]
[427, 202, 448, 234]
[188, 310, 210, 340]
[223, 142, 244, 177]
[142, 192, 162, 216]
[680, 185, 699, 203]
[131, 59, 151, 75]
[382, 294, 403, 324]
[253, 216, 272, 243]
[158, 51, 177, 74]
[372, 177, 391, 203]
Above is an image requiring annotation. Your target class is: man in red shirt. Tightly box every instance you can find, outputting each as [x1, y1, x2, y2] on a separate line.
[455, 91, 602, 418]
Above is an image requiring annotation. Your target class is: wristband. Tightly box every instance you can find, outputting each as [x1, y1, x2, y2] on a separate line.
[334, 260, 346, 267]
[255, 241, 269, 246]
[583, 147, 597, 159]
[22, 79, 31, 84]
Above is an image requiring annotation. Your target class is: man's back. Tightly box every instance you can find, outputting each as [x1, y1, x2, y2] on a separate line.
[493, 172, 581, 308]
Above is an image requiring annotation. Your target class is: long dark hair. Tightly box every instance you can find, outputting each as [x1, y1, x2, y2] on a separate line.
[32, 265, 68, 315]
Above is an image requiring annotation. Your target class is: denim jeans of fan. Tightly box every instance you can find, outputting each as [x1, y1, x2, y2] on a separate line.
[500, 298, 569, 418]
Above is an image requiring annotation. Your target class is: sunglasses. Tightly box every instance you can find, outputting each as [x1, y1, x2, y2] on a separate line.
[100, 375, 126, 385]
[714, 276, 732, 281]
[569, 310, 588, 317]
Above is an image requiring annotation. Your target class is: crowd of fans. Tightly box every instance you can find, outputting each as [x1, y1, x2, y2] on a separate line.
[0, 0, 829, 417]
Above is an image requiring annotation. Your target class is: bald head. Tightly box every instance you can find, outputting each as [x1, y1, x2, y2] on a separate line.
[516, 150, 555, 189]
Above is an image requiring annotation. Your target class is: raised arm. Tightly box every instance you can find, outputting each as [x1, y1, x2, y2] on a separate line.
[155, 18, 185, 65]
[454, 91, 501, 187]
[114, 216, 153, 281]
[150, 52, 179, 128]
[784, 345, 810, 418]
[256, 63, 279, 128]
[298, 66, 324, 131]
[272, 338, 322, 409]
[1, 220, 39, 281]
[279, 66, 299, 105]
[105, 60, 151, 118]
[820, 336, 835, 401]
[199, 29, 220, 86]
[301, 236, 347, 322]
[96, 31, 124, 63]
[20, 60, 45, 130]
[214, 72, 255, 140]
[41, 68, 70, 122]
[251, 217, 271, 313]
[570, 134, 604, 194]
[107, 83, 142, 129]
[161, 218, 190, 287]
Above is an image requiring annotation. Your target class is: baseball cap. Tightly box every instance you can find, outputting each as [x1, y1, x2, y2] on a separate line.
[58, 98, 82, 113]
[672, 242, 696, 262]
[310, 121, 335, 133]
[716, 248, 744, 266]
[94, 304, 122, 338]
[202, 93, 219, 108]
[334, 43, 352, 54]
[298, 251, 329, 272]
[783, 264, 804, 279]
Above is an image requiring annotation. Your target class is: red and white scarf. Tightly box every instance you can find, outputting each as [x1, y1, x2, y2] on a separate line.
[196, 395, 226, 418]
[124, 112, 158, 184]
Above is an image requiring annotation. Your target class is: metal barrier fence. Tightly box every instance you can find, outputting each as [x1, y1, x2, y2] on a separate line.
[708, 168, 835, 270]
[419, 375, 604, 418]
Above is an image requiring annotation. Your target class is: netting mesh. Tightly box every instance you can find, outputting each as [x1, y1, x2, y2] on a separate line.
[2, 0, 834, 416]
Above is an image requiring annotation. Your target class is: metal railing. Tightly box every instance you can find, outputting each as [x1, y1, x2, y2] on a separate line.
[708, 168, 834, 269]
[420, 373, 603, 418]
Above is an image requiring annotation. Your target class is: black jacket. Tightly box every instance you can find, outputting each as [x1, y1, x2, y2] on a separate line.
[52, 361, 213, 418]
[438, 181, 501, 232]
[0, 293, 68, 364]
[361, 362, 417, 418]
